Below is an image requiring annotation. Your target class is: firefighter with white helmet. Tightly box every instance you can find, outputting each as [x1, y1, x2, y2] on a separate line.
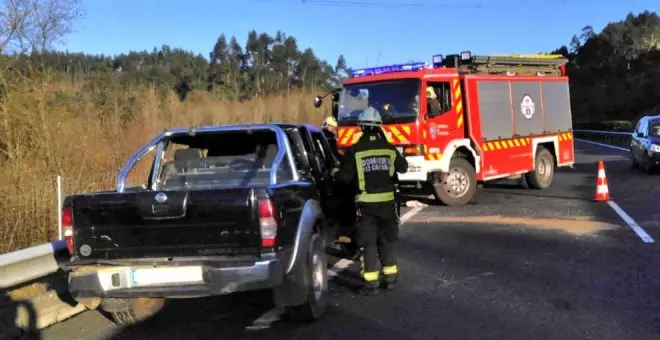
[331, 106, 408, 295]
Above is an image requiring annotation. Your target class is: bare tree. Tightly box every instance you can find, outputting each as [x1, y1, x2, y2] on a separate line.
[0, 0, 82, 54]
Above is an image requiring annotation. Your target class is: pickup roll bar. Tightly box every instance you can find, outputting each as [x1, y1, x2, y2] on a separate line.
[116, 124, 300, 192]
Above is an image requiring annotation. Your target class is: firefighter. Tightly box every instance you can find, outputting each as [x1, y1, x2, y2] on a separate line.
[321, 116, 341, 161]
[331, 106, 408, 295]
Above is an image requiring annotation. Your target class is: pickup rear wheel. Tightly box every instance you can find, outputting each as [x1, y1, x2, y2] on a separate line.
[285, 230, 329, 322]
[103, 297, 166, 326]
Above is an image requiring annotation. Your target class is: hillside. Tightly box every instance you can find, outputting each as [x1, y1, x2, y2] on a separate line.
[552, 10, 660, 129]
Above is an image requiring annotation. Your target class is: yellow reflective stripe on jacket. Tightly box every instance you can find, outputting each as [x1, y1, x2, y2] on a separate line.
[355, 192, 395, 203]
[382, 265, 398, 276]
[354, 148, 397, 192]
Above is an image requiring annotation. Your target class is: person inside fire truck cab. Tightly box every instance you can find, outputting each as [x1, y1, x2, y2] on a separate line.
[331, 106, 408, 295]
[426, 86, 443, 114]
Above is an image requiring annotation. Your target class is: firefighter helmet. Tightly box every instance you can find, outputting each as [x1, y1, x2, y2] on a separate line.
[322, 116, 337, 129]
[357, 107, 382, 127]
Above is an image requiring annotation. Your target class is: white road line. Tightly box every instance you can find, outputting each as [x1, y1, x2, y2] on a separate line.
[327, 258, 353, 277]
[400, 206, 425, 223]
[329, 205, 424, 274]
[606, 200, 655, 243]
[574, 138, 631, 152]
[245, 307, 283, 331]
[246, 205, 426, 330]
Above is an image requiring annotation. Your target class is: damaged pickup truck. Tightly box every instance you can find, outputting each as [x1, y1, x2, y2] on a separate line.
[61, 123, 344, 325]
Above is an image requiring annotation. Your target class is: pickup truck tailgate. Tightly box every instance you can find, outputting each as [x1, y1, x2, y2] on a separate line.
[70, 188, 260, 259]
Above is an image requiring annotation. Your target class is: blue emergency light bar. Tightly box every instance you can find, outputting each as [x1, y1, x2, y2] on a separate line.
[349, 61, 427, 78]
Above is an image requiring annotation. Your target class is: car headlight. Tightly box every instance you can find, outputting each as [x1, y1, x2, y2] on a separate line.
[650, 144, 660, 153]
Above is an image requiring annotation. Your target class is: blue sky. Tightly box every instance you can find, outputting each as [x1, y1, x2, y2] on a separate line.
[62, 0, 658, 69]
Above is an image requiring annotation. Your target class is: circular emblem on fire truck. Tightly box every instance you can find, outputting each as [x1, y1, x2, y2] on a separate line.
[429, 123, 437, 140]
[520, 94, 535, 120]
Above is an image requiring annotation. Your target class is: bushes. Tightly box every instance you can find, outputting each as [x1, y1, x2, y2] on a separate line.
[0, 73, 329, 253]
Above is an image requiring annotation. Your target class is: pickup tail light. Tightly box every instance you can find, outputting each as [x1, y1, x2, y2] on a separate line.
[258, 199, 277, 248]
[62, 207, 74, 255]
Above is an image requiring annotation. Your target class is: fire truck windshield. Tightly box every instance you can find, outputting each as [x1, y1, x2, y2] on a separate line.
[337, 79, 420, 125]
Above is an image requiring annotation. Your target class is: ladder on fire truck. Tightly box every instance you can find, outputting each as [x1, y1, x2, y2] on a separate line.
[458, 54, 569, 76]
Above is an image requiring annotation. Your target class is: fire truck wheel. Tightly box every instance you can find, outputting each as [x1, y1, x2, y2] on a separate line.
[525, 146, 554, 189]
[432, 158, 477, 206]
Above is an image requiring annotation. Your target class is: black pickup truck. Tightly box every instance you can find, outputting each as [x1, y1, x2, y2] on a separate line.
[61, 123, 346, 325]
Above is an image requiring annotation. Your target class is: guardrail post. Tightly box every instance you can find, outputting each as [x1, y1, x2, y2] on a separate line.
[57, 175, 62, 240]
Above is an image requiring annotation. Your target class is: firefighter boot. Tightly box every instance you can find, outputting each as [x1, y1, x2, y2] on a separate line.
[360, 271, 380, 296]
[360, 280, 380, 296]
[382, 265, 398, 290]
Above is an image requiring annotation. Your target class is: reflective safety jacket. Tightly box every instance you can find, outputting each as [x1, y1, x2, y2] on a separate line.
[333, 129, 408, 203]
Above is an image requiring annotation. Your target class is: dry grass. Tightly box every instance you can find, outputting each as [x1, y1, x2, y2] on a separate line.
[0, 72, 330, 253]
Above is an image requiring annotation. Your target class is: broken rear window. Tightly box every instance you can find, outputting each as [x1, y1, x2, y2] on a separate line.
[155, 129, 293, 190]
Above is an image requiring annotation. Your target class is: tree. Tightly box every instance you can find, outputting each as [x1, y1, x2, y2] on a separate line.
[0, 0, 83, 54]
[553, 10, 660, 125]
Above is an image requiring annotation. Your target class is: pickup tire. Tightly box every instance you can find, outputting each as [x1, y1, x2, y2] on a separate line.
[284, 230, 329, 322]
[102, 297, 166, 326]
[525, 146, 554, 189]
[432, 157, 477, 206]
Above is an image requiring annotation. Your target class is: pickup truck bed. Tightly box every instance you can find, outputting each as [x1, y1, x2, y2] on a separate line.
[67, 188, 261, 260]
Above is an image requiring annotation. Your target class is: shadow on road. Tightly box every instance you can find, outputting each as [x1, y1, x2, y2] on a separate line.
[0, 287, 40, 340]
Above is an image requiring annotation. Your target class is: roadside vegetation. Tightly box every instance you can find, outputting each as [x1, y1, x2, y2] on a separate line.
[0, 0, 341, 252]
[552, 10, 660, 130]
[0, 1, 657, 252]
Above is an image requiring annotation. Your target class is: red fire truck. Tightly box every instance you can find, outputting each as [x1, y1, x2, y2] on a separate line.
[314, 52, 575, 206]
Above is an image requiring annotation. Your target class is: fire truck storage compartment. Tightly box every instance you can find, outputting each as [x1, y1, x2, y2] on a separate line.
[475, 79, 572, 141]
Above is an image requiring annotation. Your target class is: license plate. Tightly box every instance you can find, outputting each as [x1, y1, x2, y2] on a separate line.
[130, 266, 203, 286]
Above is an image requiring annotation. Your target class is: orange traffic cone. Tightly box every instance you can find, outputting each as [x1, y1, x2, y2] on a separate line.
[595, 160, 610, 201]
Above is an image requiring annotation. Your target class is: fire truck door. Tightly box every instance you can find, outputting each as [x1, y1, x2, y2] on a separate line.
[422, 79, 461, 162]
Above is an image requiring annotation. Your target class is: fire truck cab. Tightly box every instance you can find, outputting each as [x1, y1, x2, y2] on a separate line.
[314, 51, 575, 206]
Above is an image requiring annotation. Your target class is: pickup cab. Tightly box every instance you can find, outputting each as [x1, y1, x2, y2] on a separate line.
[61, 123, 344, 325]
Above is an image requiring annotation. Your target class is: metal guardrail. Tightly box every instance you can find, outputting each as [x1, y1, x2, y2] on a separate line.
[0, 240, 86, 333]
[572, 129, 633, 136]
[572, 129, 633, 149]
[0, 240, 69, 289]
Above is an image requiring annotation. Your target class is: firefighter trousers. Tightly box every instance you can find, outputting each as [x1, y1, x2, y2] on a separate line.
[355, 201, 400, 286]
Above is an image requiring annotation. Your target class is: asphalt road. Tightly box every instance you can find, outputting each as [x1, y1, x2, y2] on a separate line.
[38, 140, 660, 340]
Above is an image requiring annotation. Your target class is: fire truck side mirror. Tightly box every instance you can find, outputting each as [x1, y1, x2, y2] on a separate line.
[313, 96, 323, 108]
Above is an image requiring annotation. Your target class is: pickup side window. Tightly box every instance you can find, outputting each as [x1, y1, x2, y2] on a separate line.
[283, 129, 314, 181]
[310, 131, 338, 171]
[154, 129, 294, 190]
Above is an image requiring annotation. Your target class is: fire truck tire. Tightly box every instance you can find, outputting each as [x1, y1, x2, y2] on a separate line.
[525, 146, 554, 189]
[432, 158, 477, 206]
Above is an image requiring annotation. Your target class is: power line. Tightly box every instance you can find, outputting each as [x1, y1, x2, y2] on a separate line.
[249, 0, 578, 10]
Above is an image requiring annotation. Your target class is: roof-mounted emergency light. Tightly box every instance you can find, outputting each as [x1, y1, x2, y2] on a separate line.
[432, 54, 444, 68]
[460, 51, 472, 61]
[349, 61, 427, 78]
